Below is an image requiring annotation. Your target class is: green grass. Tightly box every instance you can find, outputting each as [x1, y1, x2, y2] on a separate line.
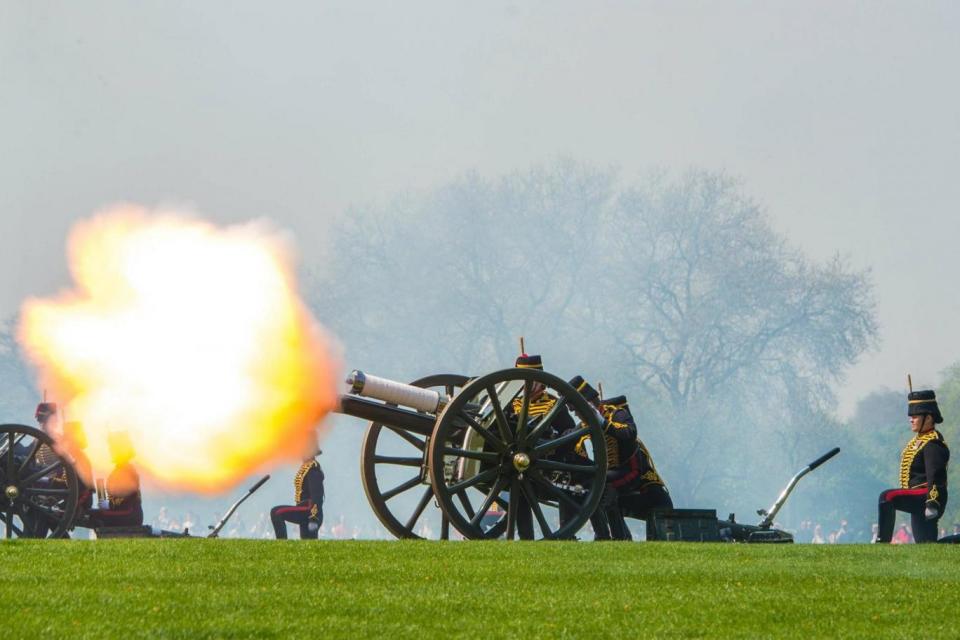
[1, 540, 958, 638]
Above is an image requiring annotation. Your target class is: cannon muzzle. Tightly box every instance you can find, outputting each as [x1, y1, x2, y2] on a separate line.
[345, 370, 449, 413]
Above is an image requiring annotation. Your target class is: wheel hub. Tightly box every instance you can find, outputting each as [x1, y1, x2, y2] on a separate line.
[512, 452, 531, 473]
[4, 485, 18, 500]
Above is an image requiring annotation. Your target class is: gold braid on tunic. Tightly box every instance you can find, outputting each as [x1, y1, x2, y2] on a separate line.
[511, 393, 557, 418]
[294, 460, 316, 504]
[899, 431, 941, 489]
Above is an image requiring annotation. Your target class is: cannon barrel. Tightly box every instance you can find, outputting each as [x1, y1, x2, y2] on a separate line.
[345, 370, 448, 413]
[336, 370, 449, 437]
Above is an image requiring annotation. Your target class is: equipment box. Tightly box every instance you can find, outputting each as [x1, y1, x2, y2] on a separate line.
[647, 509, 721, 542]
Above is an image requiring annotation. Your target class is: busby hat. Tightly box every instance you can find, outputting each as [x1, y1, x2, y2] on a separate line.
[568, 375, 600, 403]
[515, 354, 543, 370]
[603, 395, 628, 407]
[908, 390, 943, 424]
[35, 402, 57, 424]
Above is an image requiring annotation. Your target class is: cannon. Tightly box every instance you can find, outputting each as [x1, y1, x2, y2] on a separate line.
[0, 422, 268, 539]
[341, 367, 609, 540]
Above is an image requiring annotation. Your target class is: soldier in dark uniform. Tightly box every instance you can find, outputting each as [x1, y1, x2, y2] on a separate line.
[877, 389, 949, 543]
[568, 376, 620, 540]
[86, 431, 144, 529]
[271, 444, 325, 539]
[507, 354, 576, 539]
[570, 380, 672, 540]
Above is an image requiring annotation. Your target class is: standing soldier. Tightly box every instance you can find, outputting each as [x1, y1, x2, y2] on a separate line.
[877, 389, 949, 543]
[271, 442, 325, 539]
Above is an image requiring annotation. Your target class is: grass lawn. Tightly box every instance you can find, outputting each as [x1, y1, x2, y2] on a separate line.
[1, 540, 958, 638]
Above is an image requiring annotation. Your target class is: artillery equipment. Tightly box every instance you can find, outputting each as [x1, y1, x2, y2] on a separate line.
[646, 447, 841, 543]
[338, 367, 608, 540]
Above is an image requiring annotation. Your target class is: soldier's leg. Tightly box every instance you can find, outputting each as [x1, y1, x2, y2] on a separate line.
[877, 489, 926, 543]
[271, 505, 311, 539]
[590, 508, 611, 540]
[607, 507, 632, 541]
[270, 506, 288, 539]
[911, 511, 939, 543]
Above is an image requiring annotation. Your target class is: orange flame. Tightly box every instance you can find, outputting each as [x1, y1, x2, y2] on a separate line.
[17, 205, 339, 493]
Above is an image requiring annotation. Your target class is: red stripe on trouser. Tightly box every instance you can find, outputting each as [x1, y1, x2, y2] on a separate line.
[274, 505, 311, 515]
[882, 489, 927, 501]
[611, 454, 640, 488]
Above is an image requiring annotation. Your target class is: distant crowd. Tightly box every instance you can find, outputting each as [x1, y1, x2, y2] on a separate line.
[794, 519, 960, 544]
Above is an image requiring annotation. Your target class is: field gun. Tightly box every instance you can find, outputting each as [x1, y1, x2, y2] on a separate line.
[336, 367, 609, 540]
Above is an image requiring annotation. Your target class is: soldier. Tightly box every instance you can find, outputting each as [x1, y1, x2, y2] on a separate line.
[876, 389, 949, 543]
[508, 353, 576, 539]
[87, 431, 144, 529]
[570, 381, 673, 540]
[271, 442, 325, 539]
[568, 376, 620, 540]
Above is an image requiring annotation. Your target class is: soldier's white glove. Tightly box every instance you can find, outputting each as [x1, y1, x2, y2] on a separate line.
[307, 521, 319, 534]
[924, 504, 938, 521]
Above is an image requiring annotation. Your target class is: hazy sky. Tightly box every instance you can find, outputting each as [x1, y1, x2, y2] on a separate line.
[3, 1, 959, 414]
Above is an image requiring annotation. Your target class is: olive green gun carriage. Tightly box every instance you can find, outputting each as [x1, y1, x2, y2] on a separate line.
[340, 367, 609, 540]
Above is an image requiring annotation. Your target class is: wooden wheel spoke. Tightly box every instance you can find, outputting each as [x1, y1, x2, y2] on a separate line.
[515, 380, 532, 442]
[447, 467, 498, 494]
[533, 426, 589, 455]
[404, 486, 434, 531]
[456, 491, 476, 520]
[373, 455, 423, 467]
[525, 394, 569, 445]
[486, 386, 513, 445]
[519, 477, 552, 538]
[385, 426, 426, 451]
[441, 447, 499, 464]
[470, 476, 507, 527]
[5, 431, 14, 482]
[20, 460, 64, 486]
[528, 470, 581, 511]
[457, 412, 506, 453]
[382, 476, 422, 501]
[506, 478, 519, 540]
[23, 487, 70, 496]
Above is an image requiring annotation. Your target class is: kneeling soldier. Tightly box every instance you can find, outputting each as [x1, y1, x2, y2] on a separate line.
[570, 380, 673, 540]
[271, 444, 325, 539]
[877, 389, 949, 543]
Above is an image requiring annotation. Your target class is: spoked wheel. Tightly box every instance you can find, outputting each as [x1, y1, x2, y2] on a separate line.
[428, 368, 607, 540]
[0, 424, 78, 539]
[361, 374, 508, 540]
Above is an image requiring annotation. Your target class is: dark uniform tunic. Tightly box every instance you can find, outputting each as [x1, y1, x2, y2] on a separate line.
[271, 459, 325, 539]
[877, 430, 949, 543]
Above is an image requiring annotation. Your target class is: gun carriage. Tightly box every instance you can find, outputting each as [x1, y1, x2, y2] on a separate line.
[344, 366, 609, 540]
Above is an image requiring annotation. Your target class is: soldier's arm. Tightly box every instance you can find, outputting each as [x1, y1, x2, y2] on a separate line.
[922, 442, 948, 512]
[606, 409, 637, 442]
